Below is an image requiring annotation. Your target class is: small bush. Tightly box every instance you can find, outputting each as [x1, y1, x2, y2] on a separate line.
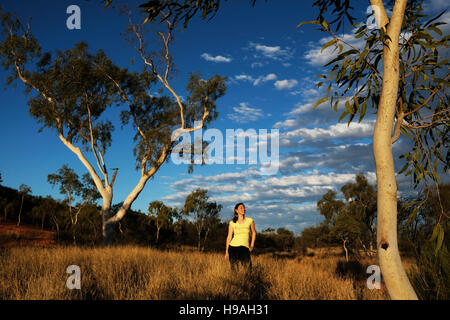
[409, 243, 450, 300]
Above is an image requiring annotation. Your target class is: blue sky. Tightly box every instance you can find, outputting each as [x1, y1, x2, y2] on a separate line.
[0, 0, 448, 235]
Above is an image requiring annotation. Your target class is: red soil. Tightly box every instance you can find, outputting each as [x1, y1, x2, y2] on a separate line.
[0, 222, 56, 248]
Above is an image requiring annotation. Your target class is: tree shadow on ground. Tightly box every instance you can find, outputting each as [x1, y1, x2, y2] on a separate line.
[335, 260, 366, 281]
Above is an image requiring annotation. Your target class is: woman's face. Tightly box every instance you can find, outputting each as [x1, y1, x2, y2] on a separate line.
[236, 204, 246, 216]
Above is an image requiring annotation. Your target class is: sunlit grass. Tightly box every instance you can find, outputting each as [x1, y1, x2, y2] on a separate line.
[0, 246, 397, 300]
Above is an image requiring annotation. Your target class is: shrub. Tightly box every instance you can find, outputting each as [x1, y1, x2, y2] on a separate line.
[409, 242, 450, 300]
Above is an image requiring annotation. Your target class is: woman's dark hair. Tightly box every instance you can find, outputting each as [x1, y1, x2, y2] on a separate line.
[233, 202, 245, 223]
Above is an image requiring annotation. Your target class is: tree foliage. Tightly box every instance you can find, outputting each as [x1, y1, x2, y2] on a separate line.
[148, 200, 179, 244]
[317, 174, 377, 258]
[183, 188, 222, 251]
[104, 0, 259, 28]
[47, 165, 83, 204]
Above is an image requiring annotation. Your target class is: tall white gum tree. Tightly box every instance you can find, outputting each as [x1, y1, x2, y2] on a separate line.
[299, 0, 448, 299]
[0, 9, 227, 244]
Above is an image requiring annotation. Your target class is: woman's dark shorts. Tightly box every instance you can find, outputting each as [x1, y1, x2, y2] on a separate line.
[228, 245, 252, 270]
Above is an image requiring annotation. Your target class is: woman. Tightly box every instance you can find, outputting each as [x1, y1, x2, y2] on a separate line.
[225, 202, 256, 271]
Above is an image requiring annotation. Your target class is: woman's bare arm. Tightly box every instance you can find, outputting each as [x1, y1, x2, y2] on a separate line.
[225, 223, 233, 259]
[250, 220, 256, 252]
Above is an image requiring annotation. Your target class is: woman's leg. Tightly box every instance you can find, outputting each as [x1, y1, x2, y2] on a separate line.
[228, 246, 239, 271]
[242, 246, 252, 272]
[236, 246, 252, 272]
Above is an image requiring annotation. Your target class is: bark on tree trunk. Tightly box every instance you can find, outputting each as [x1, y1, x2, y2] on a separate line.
[203, 228, 210, 252]
[343, 239, 349, 262]
[101, 194, 114, 245]
[68, 193, 77, 245]
[372, 0, 418, 300]
[17, 195, 24, 227]
[156, 225, 161, 245]
[52, 215, 60, 241]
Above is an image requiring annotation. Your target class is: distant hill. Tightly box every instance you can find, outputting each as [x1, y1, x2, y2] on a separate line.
[0, 221, 56, 248]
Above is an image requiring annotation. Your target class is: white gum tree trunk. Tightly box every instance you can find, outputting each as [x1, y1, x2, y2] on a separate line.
[371, 0, 418, 300]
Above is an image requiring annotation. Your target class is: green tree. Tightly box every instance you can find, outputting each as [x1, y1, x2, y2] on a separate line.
[317, 189, 345, 225]
[341, 174, 377, 251]
[31, 196, 54, 230]
[183, 188, 222, 251]
[17, 184, 31, 226]
[0, 9, 226, 244]
[399, 184, 449, 299]
[299, 224, 331, 248]
[148, 200, 179, 245]
[48, 165, 85, 243]
[276, 227, 295, 251]
[409, 241, 450, 300]
[318, 174, 377, 260]
[300, 0, 448, 299]
[48, 165, 83, 224]
[330, 211, 367, 261]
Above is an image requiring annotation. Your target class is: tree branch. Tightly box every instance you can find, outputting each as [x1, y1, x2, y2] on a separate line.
[369, 0, 389, 31]
[404, 74, 450, 117]
[85, 94, 109, 186]
[132, 18, 186, 129]
[392, 98, 405, 144]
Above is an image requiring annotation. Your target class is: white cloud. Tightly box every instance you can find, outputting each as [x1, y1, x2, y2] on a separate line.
[234, 74, 255, 82]
[285, 120, 375, 140]
[227, 102, 265, 123]
[253, 73, 278, 86]
[264, 172, 359, 188]
[274, 118, 299, 129]
[248, 42, 294, 61]
[234, 73, 278, 86]
[274, 79, 298, 90]
[201, 53, 232, 63]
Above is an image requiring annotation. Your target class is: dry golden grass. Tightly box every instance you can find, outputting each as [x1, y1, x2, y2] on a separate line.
[0, 245, 411, 300]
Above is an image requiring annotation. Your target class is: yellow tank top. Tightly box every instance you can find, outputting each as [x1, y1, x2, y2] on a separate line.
[229, 217, 253, 248]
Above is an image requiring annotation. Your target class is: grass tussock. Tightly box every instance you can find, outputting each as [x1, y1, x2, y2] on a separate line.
[0, 246, 394, 300]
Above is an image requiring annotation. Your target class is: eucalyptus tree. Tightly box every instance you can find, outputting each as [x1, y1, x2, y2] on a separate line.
[148, 200, 179, 245]
[48, 165, 83, 225]
[183, 188, 222, 251]
[17, 184, 31, 226]
[317, 174, 377, 260]
[0, 9, 227, 244]
[299, 0, 449, 299]
[48, 165, 86, 243]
